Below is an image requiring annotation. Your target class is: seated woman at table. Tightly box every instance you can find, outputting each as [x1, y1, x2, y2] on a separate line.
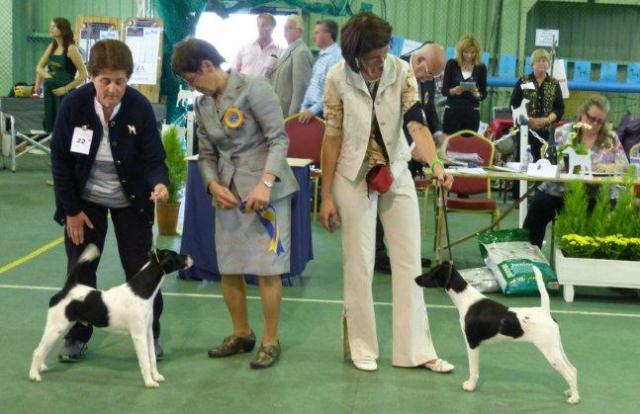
[34, 17, 87, 132]
[171, 38, 299, 369]
[524, 95, 628, 248]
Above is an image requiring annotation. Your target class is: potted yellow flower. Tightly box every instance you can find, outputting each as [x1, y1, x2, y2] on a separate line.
[554, 174, 640, 302]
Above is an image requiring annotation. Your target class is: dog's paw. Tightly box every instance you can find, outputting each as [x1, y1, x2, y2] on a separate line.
[29, 371, 42, 382]
[152, 372, 165, 383]
[462, 380, 477, 392]
[144, 380, 160, 388]
[39, 363, 48, 372]
[566, 391, 580, 405]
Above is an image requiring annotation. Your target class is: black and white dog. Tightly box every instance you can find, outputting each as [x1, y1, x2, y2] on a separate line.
[415, 264, 579, 404]
[29, 244, 192, 388]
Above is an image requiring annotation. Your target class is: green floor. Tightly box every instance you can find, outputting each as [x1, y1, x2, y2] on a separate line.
[1, 154, 639, 414]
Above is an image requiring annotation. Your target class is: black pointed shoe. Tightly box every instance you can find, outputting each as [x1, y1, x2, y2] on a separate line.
[58, 339, 88, 363]
[208, 331, 256, 358]
[249, 341, 281, 369]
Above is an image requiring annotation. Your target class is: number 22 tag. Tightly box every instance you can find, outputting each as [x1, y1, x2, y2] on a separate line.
[70, 127, 93, 155]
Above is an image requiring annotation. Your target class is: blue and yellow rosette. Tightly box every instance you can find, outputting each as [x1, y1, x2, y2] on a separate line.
[223, 107, 244, 129]
[239, 201, 286, 256]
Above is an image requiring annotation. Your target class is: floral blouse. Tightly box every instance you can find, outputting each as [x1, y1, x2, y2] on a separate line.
[540, 122, 629, 197]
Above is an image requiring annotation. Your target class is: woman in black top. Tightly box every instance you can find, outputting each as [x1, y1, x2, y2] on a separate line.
[34, 17, 87, 132]
[509, 48, 564, 161]
[442, 34, 487, 134]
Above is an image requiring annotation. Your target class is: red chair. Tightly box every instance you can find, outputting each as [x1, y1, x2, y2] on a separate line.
[284, 113, 325, 221]
[629, 143, 640, 197]
[435, 130, 500, 258]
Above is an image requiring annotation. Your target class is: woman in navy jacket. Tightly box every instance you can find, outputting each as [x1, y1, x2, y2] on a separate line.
[51, 40, 169, 362]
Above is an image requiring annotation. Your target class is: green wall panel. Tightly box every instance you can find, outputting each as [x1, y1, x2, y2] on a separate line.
[526, 1, 640, 61]
[12, 0, 138, 85]
[1, 0, 13, 95]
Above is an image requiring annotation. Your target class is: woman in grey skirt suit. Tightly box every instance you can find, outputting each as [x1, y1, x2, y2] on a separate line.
[172, 39, 298, 369]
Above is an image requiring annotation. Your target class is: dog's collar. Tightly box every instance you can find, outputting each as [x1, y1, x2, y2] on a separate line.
[443, 261, 454, 291]
[150, 250, 164, 275]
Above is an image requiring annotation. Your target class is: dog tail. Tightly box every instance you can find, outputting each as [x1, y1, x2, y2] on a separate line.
[65, 244, 100, 287]
[532, 265, 550, 314]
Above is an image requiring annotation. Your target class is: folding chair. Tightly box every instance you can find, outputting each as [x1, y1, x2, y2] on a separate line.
[284, 113, 325, 221]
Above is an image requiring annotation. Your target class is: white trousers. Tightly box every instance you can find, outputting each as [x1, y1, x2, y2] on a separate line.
[333, 168, 439, 366]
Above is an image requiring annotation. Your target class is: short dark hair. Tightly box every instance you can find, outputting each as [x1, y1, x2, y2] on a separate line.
[257, 13, 276, 27]
[340, 12, 392, 73]
[317, 19, 338, 42]
[171, 38, 225, 76]
[88, 40, 133, 78]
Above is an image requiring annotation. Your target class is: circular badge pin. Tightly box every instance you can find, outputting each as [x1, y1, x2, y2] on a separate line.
[223, 107, 244, 129]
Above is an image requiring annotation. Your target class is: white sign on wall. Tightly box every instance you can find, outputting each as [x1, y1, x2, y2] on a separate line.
[126, 26, 162, 85]
[535, 29, 559, 47]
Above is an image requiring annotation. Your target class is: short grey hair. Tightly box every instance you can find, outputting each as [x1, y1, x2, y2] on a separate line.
[287, 15, 304, 31]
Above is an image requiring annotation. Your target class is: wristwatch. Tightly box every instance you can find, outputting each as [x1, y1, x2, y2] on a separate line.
[262, 179, 274, 188]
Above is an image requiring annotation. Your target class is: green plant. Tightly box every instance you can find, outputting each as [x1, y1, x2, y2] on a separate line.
[162, 126, 187, 204]
[587, 182, 612, 236]
[554, 181, 589, 239]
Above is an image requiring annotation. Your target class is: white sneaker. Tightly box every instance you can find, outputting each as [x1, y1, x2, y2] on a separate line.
[423, 358, 454, 373]
[353, 359, 378, 372]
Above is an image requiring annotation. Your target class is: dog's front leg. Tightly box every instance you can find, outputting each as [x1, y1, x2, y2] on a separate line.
[147, 321, 164, 383]
[462, 345, 480, 392]
[131, 324, 158, 388]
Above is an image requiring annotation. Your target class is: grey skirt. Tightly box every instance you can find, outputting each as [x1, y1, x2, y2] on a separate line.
[214, 195, 292, 275]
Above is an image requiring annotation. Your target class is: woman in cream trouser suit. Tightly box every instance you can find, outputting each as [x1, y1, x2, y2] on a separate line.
[320, 12, 454, 372]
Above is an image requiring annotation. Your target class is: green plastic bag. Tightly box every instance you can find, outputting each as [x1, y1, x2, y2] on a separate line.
[477, 229, 558, 296]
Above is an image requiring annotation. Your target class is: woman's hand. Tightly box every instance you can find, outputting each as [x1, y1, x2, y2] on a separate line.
[208, 181, 239, 209]
[66, 211, 94, 246]
[52, 86, 66, 96]
[471, 87, 481, 99]
[450, 86, 463, 95]
[243, 182, 271, 213]
[149, 184, 169, 203]
[528, 117, 547, 129]
[319, 199, 341, 232]
[434, 164, 454, 190]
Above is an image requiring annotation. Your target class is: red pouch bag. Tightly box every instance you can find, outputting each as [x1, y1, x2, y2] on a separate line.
[366, 164, 393, 193]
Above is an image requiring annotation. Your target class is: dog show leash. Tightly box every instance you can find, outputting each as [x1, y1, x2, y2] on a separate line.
[152, 199, 159, 249]
[440, 188, 455, 289]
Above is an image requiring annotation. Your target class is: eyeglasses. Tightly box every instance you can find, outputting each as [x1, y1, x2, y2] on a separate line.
[584, 112, 605, 125]
[180, 72, 202, 87]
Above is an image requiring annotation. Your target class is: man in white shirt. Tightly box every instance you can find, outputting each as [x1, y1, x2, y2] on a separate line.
[234, 13, 283, 78]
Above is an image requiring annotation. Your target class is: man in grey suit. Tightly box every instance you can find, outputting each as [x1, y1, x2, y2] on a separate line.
[270, 15, 313, 117]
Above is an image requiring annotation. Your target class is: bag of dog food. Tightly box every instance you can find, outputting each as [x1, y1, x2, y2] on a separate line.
[477, 229, 558, 296]
[458, 267, 500, 293]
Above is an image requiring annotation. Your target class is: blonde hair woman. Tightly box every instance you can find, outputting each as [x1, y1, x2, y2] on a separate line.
[509, 48, 564, 160]
[523, 95, 628, 247]
[441, 34, 487, 134]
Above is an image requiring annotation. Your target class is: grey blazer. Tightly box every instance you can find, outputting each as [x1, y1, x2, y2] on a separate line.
[270, 38, 313, 117]
[196, 71, 299, 203]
